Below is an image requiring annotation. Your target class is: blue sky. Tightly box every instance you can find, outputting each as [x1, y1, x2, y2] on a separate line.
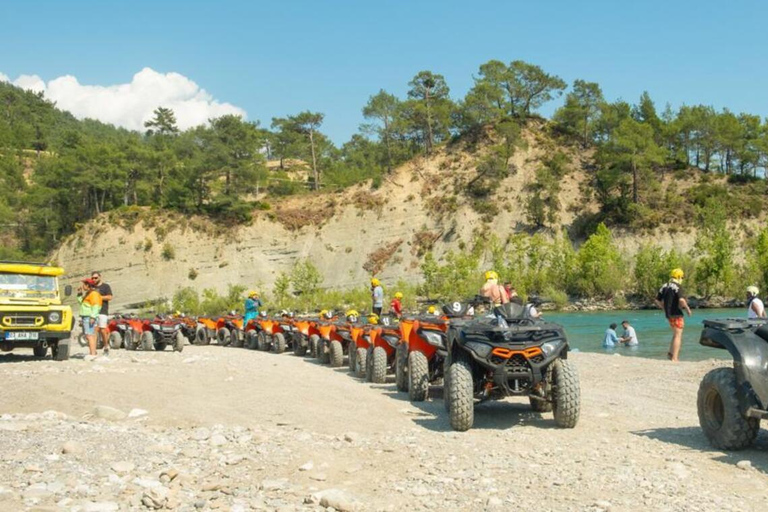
[1, 0, 766, 143]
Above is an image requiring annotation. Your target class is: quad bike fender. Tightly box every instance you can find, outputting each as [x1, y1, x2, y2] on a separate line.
[701, 327, 768, 416]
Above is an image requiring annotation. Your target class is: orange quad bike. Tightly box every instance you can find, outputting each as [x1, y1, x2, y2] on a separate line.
[291, 316, 322, 357]
[348, 321, 372, 378]
[195, 316, 218, 345]
[399, 307, 456, 402]
[311, 311, 337, 359]
[316, 311, 347, 366]
[243, 315, 264, 350]
[108, 314, 143, 350]
[270, 312, 296, 354]
[215, 313, 244, 347]
[366, 314, 402, 384]
[325, 311, 361, 368]
[255, 313, 285, 352]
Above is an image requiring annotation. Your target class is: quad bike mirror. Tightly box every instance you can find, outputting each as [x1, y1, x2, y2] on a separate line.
[64, 284, 72, 297]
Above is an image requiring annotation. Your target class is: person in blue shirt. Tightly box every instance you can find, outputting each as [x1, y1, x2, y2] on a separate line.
[602, 323, 619, 349]
[244, 290, 262, 329]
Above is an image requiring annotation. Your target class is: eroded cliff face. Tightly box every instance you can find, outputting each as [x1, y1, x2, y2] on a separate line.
[51, 128, 707, 311]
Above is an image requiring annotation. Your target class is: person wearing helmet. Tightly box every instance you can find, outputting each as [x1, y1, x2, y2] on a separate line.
[367, 313, 379, 325]
[655, 268, 692, 362]
[346, 309, 360, 322]
[427, 305, 439, 316]
[390, 291, 403, 319]
[746, 286, 765, 319]
[244, 291, 262, 330]
[480, 270, 509, 306]
[371, 278, 384, 316]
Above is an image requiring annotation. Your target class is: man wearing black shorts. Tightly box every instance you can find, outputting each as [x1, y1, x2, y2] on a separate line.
[91, 271, 113, 355]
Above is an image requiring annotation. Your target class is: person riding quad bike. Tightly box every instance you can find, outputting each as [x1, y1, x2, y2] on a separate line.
[444, 296, 580, 432]
[697, 316, 768, 449]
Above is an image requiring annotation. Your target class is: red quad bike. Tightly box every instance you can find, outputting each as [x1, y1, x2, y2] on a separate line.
[312, 311, 337, 359]
[107, 314, 142, 350]
[140, 315, 186, 352]
[243, 316, 264, 350]
[366, 315, 402, 384]
[215, 313, 243, 347]
[255, 314, 290, 353]
[316, 311, 349, 366]
[324, 311, 359, 368]
[349, 321, 372, 378]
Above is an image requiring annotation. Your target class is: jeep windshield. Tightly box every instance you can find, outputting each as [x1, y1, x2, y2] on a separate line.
[0, 272, 57, 298]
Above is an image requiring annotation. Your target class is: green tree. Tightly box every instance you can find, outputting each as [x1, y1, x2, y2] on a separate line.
[405, 71, 453, 154]
[362, 90, 402, 173]
[570, 223, 626, 297]
[554, 79, 604, 145]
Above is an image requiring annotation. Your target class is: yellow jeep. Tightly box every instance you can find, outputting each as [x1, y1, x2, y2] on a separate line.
[0, 262, 74, 360]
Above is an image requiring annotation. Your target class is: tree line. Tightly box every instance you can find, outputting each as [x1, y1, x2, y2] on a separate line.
[2, 59, 768, 261]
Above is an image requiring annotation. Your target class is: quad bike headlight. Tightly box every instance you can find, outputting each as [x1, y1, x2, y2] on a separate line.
[421, 330, 445, 348]
[151, 324, 161, 330]
[48, 312, 61, 323]
[465, 341, 492, 358]
[541, 340, 564, 356]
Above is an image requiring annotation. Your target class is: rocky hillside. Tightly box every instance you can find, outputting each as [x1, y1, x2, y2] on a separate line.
[52, 124, 744, 311]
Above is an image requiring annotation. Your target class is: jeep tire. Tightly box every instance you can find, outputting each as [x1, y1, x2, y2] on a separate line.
[33, 345, 48, 358]
[52, 339, 70, 361]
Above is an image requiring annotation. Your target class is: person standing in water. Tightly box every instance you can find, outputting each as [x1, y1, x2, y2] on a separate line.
[602, 323, 619, 349]
[655, 268, 692, 362]
[619, 320, 639, 347]
[746, 286, 765, 319]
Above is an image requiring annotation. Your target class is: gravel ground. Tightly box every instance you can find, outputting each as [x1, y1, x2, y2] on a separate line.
[0, 344, 767, 511]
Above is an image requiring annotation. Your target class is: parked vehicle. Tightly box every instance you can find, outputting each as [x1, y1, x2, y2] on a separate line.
[291, 316, 322, 357]
[107, 314, 143, 349]
[697, 317, 768, 450]
[445, 299, 580, 431]
[195, 316, 218, 345]
[399, 309, 452, 402]
[215, 313, 243, 347]
[349, 321, 372, 378]
[366, 314, 401, 384]
[0, 261, 73, 360]
[140, 315, 186, 352]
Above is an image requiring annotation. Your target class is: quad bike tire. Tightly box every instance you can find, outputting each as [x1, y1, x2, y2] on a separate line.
[154, 342, 167, 352]
[246, 331, 259, 350]
[231, 329, 243, 348]
[125, 331, 138, 351]
[530, 365, 554, 413]
[33, 345, 48, 358]
[195, 327, 209, 345]
[329, 340, 344, 367]
[294, 335, 308, 356]
[442, 353, 451, 412]
[309, 334, 320, 358]
[354, 347, 367, 378]
[371, 347, 387, 384]
[697, 367, 759, 450]
[395, 343, 409, 392]
[408, 350, 429, 402]
[109, 331, 123, 350]
[257, 331, 270, 351]
[365, 346, 374, 382]
[52, 340, 70, 361]
[273, 333, 287, 354]
[552, 359, 581, 428]
[448, 352, 474, 432]
[217, 327, 231, 346]
[141, 332, 154, 351]
[348, 343, 357, 372]
[319, 339, 330, 364]
[173, 332, 185, 353]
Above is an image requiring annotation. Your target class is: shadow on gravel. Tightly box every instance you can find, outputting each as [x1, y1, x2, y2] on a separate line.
[0, 353, 53, 364]
[632, 426, 768, 476]
[381, 386, 556, 433]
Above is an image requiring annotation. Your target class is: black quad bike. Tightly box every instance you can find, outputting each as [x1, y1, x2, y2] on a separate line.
[698, 318, 768, 450]
[140, 316, 186, 353]
[445, 299, 580, 432]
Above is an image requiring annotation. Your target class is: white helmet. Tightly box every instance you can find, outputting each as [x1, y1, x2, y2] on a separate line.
[747, 286, 760, 297]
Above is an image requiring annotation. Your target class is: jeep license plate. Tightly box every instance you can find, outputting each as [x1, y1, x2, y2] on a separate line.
[6, 332, 39, 341]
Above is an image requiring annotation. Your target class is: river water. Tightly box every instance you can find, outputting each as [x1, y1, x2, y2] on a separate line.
[544, 308, 746, 361]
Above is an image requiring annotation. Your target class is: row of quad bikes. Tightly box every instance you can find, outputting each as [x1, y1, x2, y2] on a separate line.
[89, 315, 194, 352]
[194, 300, 582, 432]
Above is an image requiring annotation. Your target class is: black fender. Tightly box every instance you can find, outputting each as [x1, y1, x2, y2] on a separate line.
[701, 326, 768, 413]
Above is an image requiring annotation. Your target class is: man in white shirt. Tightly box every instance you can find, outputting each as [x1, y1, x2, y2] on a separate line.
[746, 286, 766, 319]
[619, 320, 639, 347]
